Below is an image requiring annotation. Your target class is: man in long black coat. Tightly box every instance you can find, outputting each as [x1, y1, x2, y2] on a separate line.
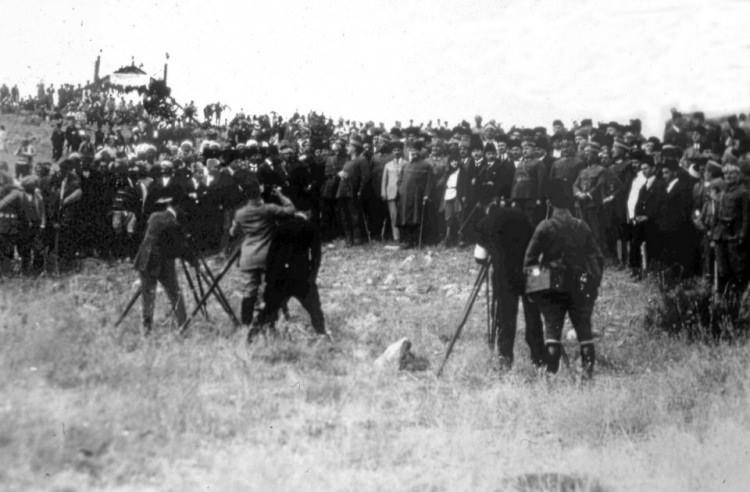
[397, 141, 434, 248]
[656, 161, 696, 280]
[475, 205, 545, 371]
[249, 210, 326, 341]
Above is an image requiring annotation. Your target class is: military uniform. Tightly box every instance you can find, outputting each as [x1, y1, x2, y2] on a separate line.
[711, 181, 750, 292]
[0, 184, 28, 275]
[510, 157, 546, 227]
[573, 163, 607, 248]
[524, 210, 604, 378]
[476, 206, 545, 369]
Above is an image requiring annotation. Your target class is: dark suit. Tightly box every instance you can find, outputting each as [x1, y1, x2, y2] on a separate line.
[657, 178, 696, 278]
[254, 216, 325, 335]
[630, 177, 666, 272]
[133, 209, 193, 331]
[336, 154, 369, 244]
[482, 158, 515, 205]
[476, 206, 544, 367]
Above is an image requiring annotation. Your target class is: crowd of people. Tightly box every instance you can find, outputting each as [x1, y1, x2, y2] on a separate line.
[2, 80, 750, 298]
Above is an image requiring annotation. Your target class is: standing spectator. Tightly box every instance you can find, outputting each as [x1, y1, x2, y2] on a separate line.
[711, 164, 750, 294]
[628, 157, 665, 278]
[397, 141, 434, 248]
[336, 137, 369, 245]
[656, 160, 696, 280]
[381, 142, 406, 242]
[65, 120, 81, 153]
[51, 122, 65, 161]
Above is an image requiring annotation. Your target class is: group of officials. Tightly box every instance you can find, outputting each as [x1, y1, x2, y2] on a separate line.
[3, 106, 750, 376]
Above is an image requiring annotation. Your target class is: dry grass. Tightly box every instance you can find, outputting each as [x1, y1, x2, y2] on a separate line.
[2, 114, 750, 491]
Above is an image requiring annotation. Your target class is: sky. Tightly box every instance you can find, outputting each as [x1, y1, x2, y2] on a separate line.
[2, 0, 750, 137]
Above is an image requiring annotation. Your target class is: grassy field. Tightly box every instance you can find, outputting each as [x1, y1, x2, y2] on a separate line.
[1, 114, 750, 491]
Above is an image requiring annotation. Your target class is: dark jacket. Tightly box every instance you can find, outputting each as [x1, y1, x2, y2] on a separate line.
[397, 158, 434, 225]
[524, 212, 604, 290]
[336, 155, 369, 199]
[511, 157, 546, 201]
[712, 182, 750, 242]
[656, 178, 693, 234]
[133, 210, 193, 278]
[635, 177, 666, 220]
[266, 216, 322, 288]
[476, 205, 534, 295]
[482, 158, 515, 204]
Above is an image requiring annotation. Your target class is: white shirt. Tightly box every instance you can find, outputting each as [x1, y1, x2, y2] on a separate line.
[666, 177, 679, 193]
[444, 169, 460, 201]
[627, 172, 648, 220]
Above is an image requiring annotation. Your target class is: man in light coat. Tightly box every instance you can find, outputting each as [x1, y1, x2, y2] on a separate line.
[381, 142, 406, 242]
[229, 179, 295, 332]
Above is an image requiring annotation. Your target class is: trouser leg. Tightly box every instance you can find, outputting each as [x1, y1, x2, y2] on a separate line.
[387, 200, 400, 241]
[493, 279, 518, 364]
[159, 261, 186, 327]
[298, 282, 326, 335]
[521, 294, 546, 367]
[139, 273, 157, 333]
[241, 269, 263, 325]
[569, 293, 596, 378]
[535, 292, 568, 374]
[347, 198, 363, 243]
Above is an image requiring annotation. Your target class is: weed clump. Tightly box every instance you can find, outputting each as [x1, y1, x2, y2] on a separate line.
[644, 278, 750, 342]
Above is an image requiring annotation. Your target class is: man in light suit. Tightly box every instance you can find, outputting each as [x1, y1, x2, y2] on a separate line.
[229, 179, 295, 334]
[381, 142, 406, 242]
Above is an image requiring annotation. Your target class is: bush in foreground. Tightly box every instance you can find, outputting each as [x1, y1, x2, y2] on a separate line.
[644, 276, 750, 342]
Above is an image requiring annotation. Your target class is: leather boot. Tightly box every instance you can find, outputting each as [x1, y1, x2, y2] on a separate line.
[580, 343, 595, 380]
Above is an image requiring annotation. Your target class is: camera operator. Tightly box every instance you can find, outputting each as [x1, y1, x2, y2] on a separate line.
[229, 180, 295, 334]
[523, 178, 604, 379]
[248, 207, 327, 343]
[133, 196, 195, 335]
[475, 202, 545, 373]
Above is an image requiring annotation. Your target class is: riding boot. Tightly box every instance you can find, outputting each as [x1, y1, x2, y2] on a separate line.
[580, 343, 595, 380]
[241, 296, 256, 326]
[544, 341, 562, 374]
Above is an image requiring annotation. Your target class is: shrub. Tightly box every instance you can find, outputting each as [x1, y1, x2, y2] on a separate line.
[644, 277, 750, 342]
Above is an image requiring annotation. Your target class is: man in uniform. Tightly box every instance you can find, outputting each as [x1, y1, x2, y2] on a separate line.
[573, 142, 607, 248]
[0, 171, 29, 276]
[229, 180, 295, 333]
[249, 209, 327, 342]
[475, 202, 545, 372]
[711, 163, 750, 294]
[511, 139, 546, 227]
[524, 179, 604, 379]
[337, 137, 370, 245]
[133, 197, 194, 335]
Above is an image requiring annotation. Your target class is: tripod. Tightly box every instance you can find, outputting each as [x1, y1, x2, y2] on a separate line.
[436, 262, 494, 377]
[115, 249, 240, 331]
